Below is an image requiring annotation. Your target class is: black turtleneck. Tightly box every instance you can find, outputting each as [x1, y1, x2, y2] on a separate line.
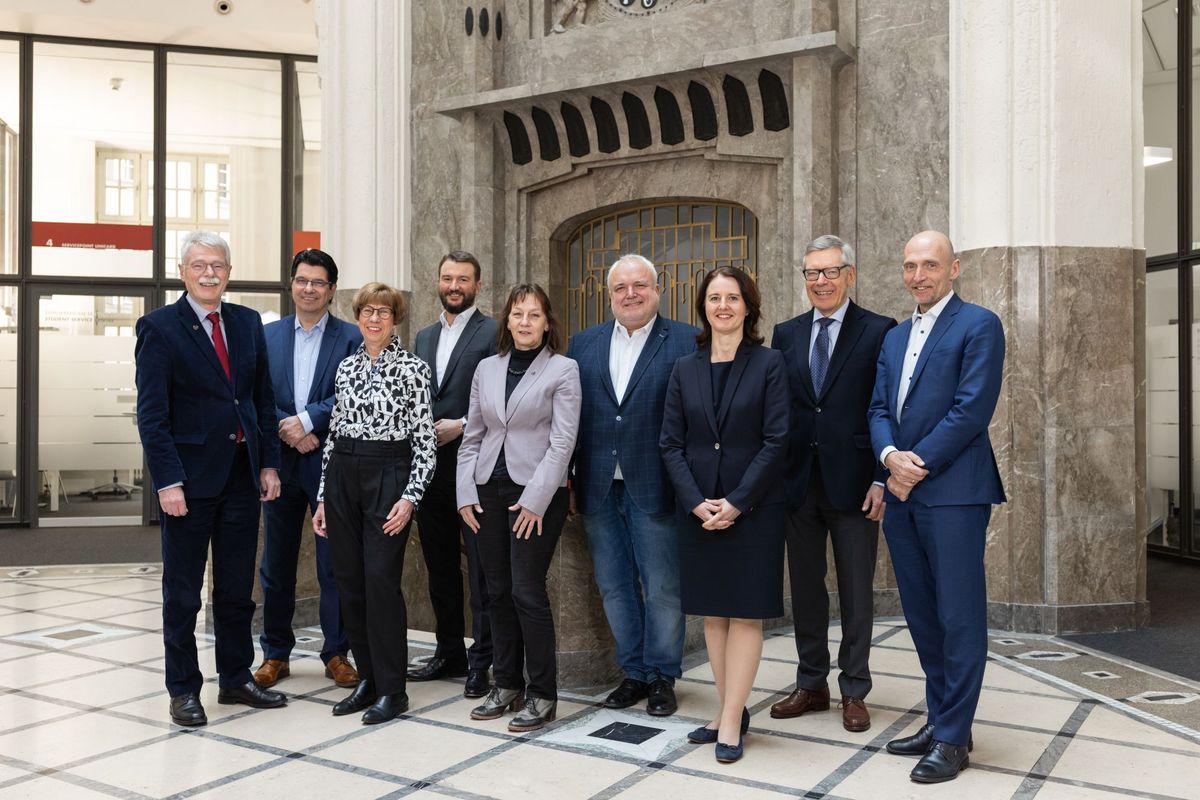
[491, 342, 546, 481]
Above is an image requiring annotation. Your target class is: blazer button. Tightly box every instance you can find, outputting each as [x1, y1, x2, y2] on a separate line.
[714, 442, 720, 450]
[815, 406, 821, 413]
[234, 398, 240, 405]
[611, 449, 617, 455]
[615, 415, 621, 421]
[228, 434, 237, 441]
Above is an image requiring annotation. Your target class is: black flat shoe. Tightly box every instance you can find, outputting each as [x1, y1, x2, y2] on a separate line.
[464, 668, 490, 699]
[603, 678, 648, 709]
[362, 693, 408, 724]
[646, 678, 677, 716]
[407, 656, 468, 682]
[910, 741, 970, 783]
[169, 693, 207, 726]
[332, 680, 376, 716]
[217, 680, 286, 709]
[715, 735, 744, 764]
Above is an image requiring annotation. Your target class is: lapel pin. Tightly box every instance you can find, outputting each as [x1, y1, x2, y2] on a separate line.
[192, 325, 200, 331]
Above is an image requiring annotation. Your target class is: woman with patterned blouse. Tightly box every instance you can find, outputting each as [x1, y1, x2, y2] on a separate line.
[457, 284, 581, 731]
[313, 282, 437, 725]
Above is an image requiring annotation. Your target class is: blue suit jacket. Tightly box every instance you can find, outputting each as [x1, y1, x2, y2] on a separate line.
[660, 344, 790, 515]
[868, 293, 1006, 506]
[568, 316, 698, 515]
[135, 295, 281, 498]
[772, 301, 896, 512]
[264, 314, 363, 496]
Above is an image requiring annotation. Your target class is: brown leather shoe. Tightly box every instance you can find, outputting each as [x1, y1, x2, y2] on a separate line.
[769, 684, 831, 719]
[253, 659, 289, 687]
[840, 696, 871, 732]
[325, 654, 359, 688]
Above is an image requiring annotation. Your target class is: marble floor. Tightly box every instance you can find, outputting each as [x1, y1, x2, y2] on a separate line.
[0, 565, 1198, 800]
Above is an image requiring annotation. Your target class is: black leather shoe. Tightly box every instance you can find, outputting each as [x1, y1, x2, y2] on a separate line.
[646, 678, 677, 716]
[603, 678, 649, 709]
[362, 693, 408, 724]
[169, 693, 207, 726]
[886, 723, 973, 756]
[332, 680, 376, 716]
[464, 668, 490, 699]
[910, 741, 970, 783]
[217, 680, 286, 709]
[407, 656, 468, 681]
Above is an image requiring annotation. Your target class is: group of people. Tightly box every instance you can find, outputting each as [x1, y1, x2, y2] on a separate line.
[135, 226, 1004, 784]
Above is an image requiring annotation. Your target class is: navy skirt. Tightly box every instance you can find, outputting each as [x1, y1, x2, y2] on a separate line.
[677, 501, 786, 619]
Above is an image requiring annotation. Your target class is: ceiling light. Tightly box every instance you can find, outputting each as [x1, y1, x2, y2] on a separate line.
[1145, 146, 1173, 167]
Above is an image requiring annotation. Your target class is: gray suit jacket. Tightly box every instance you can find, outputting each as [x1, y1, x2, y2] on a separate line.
[456, 348, 581, 516]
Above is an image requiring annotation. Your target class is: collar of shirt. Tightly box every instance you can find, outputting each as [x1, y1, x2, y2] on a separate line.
[911, 290, 955, 326]
[813, 299, 850, 326]
[612, 315, 657, 343]
[439, 304, 477, 331]
[355, 334, 402, 363]
[185, 293, 222, 324]
[295, 312, 329, 335]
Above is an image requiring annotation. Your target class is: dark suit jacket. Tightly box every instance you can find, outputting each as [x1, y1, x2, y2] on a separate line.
[414, 309, 498, 475]
[868, 293, 1006, 506]
[568, 315, 698, 516]
[659, 344, 790, 515]
[771, 301, 896, 512]
[135, 295, 280, 498]
[264, 313, 362, 496]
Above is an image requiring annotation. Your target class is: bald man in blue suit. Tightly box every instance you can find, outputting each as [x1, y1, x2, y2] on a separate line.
[868, 231, 1006, 784]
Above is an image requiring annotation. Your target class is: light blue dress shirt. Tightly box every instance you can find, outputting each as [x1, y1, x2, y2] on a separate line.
[293, 313, 328, 434]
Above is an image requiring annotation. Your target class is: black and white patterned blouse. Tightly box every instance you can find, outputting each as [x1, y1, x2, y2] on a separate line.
[318, 336, 438, 505]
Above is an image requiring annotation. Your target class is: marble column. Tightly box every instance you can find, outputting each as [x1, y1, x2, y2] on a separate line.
[950, 1, 1146, 632]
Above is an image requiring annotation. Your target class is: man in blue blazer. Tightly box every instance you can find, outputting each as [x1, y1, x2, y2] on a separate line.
[253, 249, 363, 692]
[770, 235, 895, 733]
[135, 231, 285, 727]
[868, 230, 1006, 783]
[569, 254, 697, 716]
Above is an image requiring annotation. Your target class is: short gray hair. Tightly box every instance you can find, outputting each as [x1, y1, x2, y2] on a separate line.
[803, 234, 854, 268]
[606, 253, 658, 286]
[180, 231, 231, 266]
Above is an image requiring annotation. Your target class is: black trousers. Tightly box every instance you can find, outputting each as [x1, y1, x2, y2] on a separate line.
[786, 462, 878, 699]
[160, 444, 259, 696]
[475, 477, 568, 701]
[416, 454, 492, 670]
[324, 439, 414, 697]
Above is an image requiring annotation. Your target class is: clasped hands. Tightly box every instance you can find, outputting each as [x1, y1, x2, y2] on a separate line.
[884, 450, 929, 502]
[692, 498, 740, 530]
[279, 416, 319, 453]
[459, 502, 545, 539]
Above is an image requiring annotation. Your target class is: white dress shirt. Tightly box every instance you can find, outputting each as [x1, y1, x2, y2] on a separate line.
[610, 315, 656, 479]
[808, 299, 850, 364]
[435, 305, 477, 385]
[879, 290, 956, 466]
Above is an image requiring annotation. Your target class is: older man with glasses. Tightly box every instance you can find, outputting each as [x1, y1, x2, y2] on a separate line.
[253, 249, 364, 693]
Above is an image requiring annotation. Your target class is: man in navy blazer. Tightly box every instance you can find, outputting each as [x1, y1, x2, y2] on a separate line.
[868, 230, 1006, 783]
[408, 251, 498, 697]
[135, 231, 285, 727]
[568, 254, 697, 717]
[769, 235, 895, 733]
[253, 249, 363, 692]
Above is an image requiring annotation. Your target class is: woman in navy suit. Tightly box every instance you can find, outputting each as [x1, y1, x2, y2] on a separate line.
[660, 267, 789, 764]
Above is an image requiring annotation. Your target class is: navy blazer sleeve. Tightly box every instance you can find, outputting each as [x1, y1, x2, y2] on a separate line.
[134, 316, 184, 490]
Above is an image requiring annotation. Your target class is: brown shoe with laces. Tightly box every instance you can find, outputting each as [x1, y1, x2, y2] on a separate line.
[840, 696, 871, 732]
[325, 654, 359, 688]
[769, 684, 830, 719]
[253, 659, 289, 687]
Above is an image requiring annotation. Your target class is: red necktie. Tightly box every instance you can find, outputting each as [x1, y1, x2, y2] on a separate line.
[207, 312, 243, 442]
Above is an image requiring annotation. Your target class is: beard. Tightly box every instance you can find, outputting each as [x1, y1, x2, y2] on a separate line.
[439, 287, 476, 314]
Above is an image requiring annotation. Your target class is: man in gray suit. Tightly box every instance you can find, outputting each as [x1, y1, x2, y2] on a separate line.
[407, 250, 498, 698]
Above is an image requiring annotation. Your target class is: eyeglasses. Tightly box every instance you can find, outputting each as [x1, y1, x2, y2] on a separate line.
[293, 277, 332, 289]
[358, 305, 394, 320]
[802, 265, 848, 281]
[185, 261, 229, 274]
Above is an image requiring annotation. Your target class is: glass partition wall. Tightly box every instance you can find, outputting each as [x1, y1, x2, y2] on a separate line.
[0, 33, 317, 527]
[1144, 3, 1200, 560]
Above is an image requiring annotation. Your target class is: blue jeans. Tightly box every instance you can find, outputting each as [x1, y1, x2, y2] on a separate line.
[582, 482, 684, 682]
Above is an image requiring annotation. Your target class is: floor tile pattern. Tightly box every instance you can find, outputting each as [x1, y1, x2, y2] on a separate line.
[0, 565, 1197, 799]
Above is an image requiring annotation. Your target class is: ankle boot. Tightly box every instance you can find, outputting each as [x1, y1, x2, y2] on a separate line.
[508, 696, 557, 732]
[470, 686, 524, 720]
